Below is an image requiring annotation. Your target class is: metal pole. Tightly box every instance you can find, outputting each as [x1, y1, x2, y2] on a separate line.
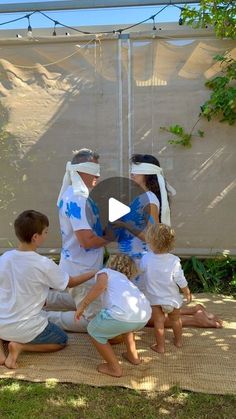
[0, 1, 199, 14]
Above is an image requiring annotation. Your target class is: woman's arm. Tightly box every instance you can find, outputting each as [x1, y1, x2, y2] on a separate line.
[75, 273, 108, 319]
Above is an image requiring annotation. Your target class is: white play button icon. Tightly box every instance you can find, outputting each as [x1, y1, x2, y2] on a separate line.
[108, 197, 131, 223]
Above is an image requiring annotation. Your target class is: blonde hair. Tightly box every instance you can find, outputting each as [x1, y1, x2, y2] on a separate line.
[145, 223, 175, 253]
[106, 253, 138, 280]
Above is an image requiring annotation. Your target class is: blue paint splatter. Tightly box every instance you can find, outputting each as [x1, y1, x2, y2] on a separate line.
[65, 201, 81, 219]
[62, 248, 70, 259]
[88, 197, 99, 216]
[93, 216, 103, 237]
[58, 199, 63, 209]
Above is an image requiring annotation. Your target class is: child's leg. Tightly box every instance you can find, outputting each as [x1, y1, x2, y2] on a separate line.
[168, 308, 182, 348]
[151, 305, 166, 353]
[5, 342, 66, 369]
[90, 337, 122, 377]
[0, 339, 6, 365]
[122, 332, 141, 365]
[5, 321, 68, 369]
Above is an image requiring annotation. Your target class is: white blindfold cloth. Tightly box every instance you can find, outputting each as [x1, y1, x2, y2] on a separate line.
[57, 161, 100, 206]
[131, 163, 176, 226]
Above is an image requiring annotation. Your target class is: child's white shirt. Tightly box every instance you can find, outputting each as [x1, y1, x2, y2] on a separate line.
[0, 250, 69, 343]
[140, 252, 188, 308]
[97, 268, 151, 323]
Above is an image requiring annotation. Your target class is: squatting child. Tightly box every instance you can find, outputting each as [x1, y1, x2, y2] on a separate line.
[141, 223, 192, 353]
[0, 210, 96, 369]
[76, 254, 151, 378]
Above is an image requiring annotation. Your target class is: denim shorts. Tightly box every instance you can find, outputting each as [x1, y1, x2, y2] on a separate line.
[30, 321, 68, 345]
[87, 309, 146, 344]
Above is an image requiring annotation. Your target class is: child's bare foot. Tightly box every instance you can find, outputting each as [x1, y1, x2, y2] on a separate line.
[5, 342, 23, 369]
[97, 363, 122, 377]
[151, 344, 165, 354]
[122, 352, 142, 365]
[174, 338, 182, 348]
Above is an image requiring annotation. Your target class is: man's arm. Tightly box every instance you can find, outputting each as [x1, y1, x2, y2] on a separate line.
[75, 229, 108, 249]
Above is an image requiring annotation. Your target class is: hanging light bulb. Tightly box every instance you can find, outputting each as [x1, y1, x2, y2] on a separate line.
[52, 21, 58, 36]
[151, 15, 157, 31]
[27, 15, 32, 37]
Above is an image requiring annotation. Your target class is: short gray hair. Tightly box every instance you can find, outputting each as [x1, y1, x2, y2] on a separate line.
[71, 148, 99, 164]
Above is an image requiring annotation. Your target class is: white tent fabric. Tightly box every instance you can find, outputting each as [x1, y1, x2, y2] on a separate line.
[0, 33, 235, 255]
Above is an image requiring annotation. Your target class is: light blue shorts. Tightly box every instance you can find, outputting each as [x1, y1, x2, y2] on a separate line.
[87, 309, 146, 344]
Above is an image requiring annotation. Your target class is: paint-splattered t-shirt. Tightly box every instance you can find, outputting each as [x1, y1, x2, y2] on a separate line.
[58, 186, 104, 272]
[116, 191, 160, 259]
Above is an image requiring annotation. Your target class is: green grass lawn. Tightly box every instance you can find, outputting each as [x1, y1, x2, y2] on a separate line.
[0, 380, 236, 419]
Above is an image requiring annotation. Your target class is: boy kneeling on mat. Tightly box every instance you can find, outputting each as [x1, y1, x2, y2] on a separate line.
[0, 210, 96, 369]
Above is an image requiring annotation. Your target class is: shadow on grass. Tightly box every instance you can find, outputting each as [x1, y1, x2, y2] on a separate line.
[0, 379, 236, 419]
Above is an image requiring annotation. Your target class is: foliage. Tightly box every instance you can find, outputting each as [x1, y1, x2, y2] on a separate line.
[181, 0, 236, 39]
[160, 123, 204, 148]
[200, 54, 236, 124]
[182, 255, 236, 295]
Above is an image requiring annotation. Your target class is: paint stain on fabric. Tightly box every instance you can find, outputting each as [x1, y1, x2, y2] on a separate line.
[65, 202, 81, 219]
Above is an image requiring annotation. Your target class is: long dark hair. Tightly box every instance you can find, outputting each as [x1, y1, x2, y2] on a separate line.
[131, 154, 170, 221]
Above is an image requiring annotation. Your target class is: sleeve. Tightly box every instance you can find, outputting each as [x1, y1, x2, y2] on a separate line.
[173, 259, 188, 289]
[66, 195, 91, 232]
[44, 258, 70, 291]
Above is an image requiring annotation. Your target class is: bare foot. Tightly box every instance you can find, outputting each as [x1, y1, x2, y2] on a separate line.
[151, 344, 165, 354]
[195, 311, 223, 328]
[174, 338, 182, 348]
[122, 352, 141, 365]
[5, 342, 23, 369]
[0, 340, 6, 365]
[97, 363, 122, 377]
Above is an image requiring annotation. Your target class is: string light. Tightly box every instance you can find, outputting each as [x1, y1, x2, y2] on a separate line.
[0, 4, 189, 38]
[52, 21, 58, 36]
[151, 15, 157, 31]
[26, 14, 32, 37]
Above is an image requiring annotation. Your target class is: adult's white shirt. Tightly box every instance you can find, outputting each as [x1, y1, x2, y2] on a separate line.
[98, 268, 151, 323]
[0, 250, 69, 343]
[140, 252, 188, 307]
[58, 186, 104, 274]
[58, 186, 104, 319]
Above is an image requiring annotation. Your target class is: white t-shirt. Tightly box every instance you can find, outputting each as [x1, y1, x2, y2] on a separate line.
[117, 191, 160, 259]
[0, 250, 69, 343]
[58, 186, 104, 272]
[140, 252, 188, 308]
[97, 268, 151, 323]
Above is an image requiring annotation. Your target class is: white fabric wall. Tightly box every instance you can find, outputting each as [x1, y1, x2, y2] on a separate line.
[0, 32, 235, 255]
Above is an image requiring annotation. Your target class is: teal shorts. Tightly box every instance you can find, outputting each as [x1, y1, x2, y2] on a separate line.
[87, 309, 146, 344]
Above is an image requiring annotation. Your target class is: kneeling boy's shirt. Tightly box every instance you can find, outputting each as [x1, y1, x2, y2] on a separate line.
[0, 250, 69, 343]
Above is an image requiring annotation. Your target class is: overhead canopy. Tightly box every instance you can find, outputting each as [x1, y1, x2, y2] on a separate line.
[0, 1, 199, 14]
